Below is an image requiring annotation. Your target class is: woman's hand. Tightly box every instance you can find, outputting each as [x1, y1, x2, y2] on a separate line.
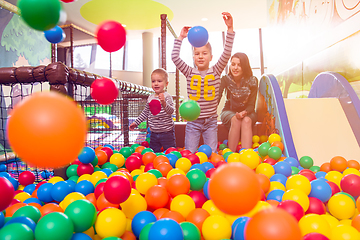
[236, 110, 247, 119]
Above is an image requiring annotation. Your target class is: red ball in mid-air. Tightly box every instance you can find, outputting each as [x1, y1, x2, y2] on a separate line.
[96, 20, 126, 53]
[91, 78, 118, 105]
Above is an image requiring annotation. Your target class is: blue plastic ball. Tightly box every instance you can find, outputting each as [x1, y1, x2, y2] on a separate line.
[41, 170, 51, 179]
[273, 161, 292, 177]
[0, 164, 7, 172]
[101, 168, 113, 177]
[203, 179, 210, 199]
[5, 216, 36, 232]
[198, 144, 212, 158]
[78, 147, 96, 164]
[232, 216, 250, 240]
[7, 177, 19, 191]
[103, 144, 114, 150]
[23, 184, 36, 195]
[202, 162, 214, 172]
[71, 233, 92, 240]
[23, 198, 43, 206]
[188, 26, 209, 48]
[65, 180, 76, 192]
[270, 173, 288, 186]
[75, 180, 94, 196]
[284, 157, 300, 167]
[166, 153, 178, 168]
[51, 181, 72, 202]
[308, 179, 332, 203]
[266, 189, 285, 202]
[0, 172, 10, 178]
[132, 211, 157, 238]
[37, 182, 54, 203]
[190, 163, 206, 173]
[44, 25, 65, 44]
[315, 171, 327, 179]
[223, 139, 228, 145]
[148, 218, 183, 240]
[0, 212, 4, 228]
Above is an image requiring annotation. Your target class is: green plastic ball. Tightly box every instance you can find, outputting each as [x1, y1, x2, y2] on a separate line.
[139, 222, 154, 240]
[148, 169, 163, 179]
[35, 212, 74, 240]
[13, 205, 41, 223]
[119, 147, 133, 159]
[291, 166, 300, 175]
[258, 142, 271, 157]
[0, 223, 33, 240]
[219, 144, 227, 150]
[180, 221, 201, 240]
[309, 165, 320, 173]
[141, 148, 154, 155]
[171, 151, 182, 159]
[299, 156, 314, 169]
[186, 169, 207, 191]
[267, 146, 282, 160]
[64, 199, 96, 233]
[66, 165, 78, 178]
[179, 100, 201, 121]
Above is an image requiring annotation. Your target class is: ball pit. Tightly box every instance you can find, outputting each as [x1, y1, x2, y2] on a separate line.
[1, 134, 360, 240]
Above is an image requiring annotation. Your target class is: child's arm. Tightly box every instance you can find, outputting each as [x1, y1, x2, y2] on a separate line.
[213, 12, 235, 76]
[159, 93, 175, 115]
[171, 27, 193, 77]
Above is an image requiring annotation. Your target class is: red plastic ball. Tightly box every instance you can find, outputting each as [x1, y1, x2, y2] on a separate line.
[277, 200, 304, 221]
[101, 147, 113, 159]
[144, 163, 154, 172]
[103, 175, 131, 204]
[165, 147, 177, 154]
[18, 171, 35, 186]
[180, 149, 192, 158]
[327, 181, 341, 196]
[91, 78, 118, 105]
[263, 158, 276, 165]
[94, 182, 105, 199]
[125, 155, 142, 172]
[77, 163, 94, 176]
[303, 232, 329, 240]
[96, 20, 126, 53]
[340, 174, 360, 198]
[305, 197, 326, 215]
[188, 191, 207, 208]
[0, 177, 15, 211]
[141, 141, 149, 148]
[187, 154, 200, 165]
[205, 168, 216, 178]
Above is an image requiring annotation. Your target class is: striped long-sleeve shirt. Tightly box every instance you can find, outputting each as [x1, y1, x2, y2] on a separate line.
[134, 92, 175, 133]
[171, 31, 235, 119]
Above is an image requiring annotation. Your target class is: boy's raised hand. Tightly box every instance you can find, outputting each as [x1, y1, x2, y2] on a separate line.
[222, 12, 233, 33]
[178, 26, 191, 41]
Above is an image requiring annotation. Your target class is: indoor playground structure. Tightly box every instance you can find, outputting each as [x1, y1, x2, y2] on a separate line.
[2, 0, 360, 240]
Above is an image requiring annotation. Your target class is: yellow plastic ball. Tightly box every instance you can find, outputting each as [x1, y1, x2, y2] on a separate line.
[267, 181, 286, 195]
[170, 194, 196, 218]
[109, 153, 125, 168]
[135, 172, 158, 195]
[166, 168, 185, 179]
[126, 218, 132, 232]
[282, 189, 309, 212]
[325, 171, 343, 188]
[90, 171, 107, 186]
[202, 200, 225, 217]
[196, 152, 208, 164]
[286, 174, 311, 195]
[130, 169, 143, 178]
[48, 176, 64, 184]
[202, 215, 232, 240]
[268, 133, 281, 144]
[239, 149, 260, 169]
[252, 142, 260, 148]
[227, 153, 241, 163]
[339, 219, 352, 226]
[321, 214, 339, 229]
[14, 192, 31, 202]
[299, 214, 331, 238]
[331, 225, 360, 240]
[242, 201, 272, 217]
[60, 192, 86, 210]
[221, 148, 232, 155]
[175, 157, 192, 173]
[110, 171, 131, 181]
[256, 163, 275, 178]
[328, 193, 355, 220]
[120, 193, 147, 219]
[77, 174, 91, 183]
[259, 135, 268, 143]
[95, 208, 127, 238]
[343, 168, 360, 177]
[252, 135, 260, 143]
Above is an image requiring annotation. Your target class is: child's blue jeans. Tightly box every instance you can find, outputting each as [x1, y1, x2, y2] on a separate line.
[185, 115, 218, 153]
[150, 128, 176, 153]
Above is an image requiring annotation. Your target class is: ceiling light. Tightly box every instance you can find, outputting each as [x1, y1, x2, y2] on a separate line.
[201, 18, 208, 21]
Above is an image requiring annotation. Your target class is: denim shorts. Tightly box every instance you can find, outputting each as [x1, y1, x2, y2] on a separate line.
[150, 128, 176, 153]
[185, 115, 218, 153]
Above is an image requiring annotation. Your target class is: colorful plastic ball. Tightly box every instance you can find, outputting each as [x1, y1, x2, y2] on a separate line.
[139, 222, 154, 240]
[18, 0, 61, 31]
[299, 156, 314, 169]
[0, 164, 7, 172]
[75, 180, 94, 196]
[135, 172, 158, 195]
[144, 185, 169, 209]
[273, 161, 292, 177]
[282, 189, 309, 212]
[103, 175, 131, 204]
[315, 171, 327, 179]
[330, 156, 347, 172]
[331, 225, 360, 240]
[258, 142, 271, 157]
[8, 92, 86, 169]
[120, 193, 147, 219]
[298, 213, 331, 239]
[61, 192, 86, 210]
[44, 25, 65, 43]
[340, 174, 360, 198]
[35, 212, 74, 240]
[256, 163, 275, 179]
[96, 20, 126, 52]
[209, 162, 262, 215]
[187, 190, 207, 208]
[306, 197, 326, 215]
[286, 174, 311, 195]
[239, 149, 260, 169]
[303, 232, 329, 240]
[37, 182, 54, 203]
[308, 179, 332, 203]
[348, 160, 360, 170]
[91, 77, 118, 105]
[267, 146, 282, 160]
[13, 205, 41, 223]
[95, 208, 126, 238]
[148, 218, 183, 240]
[268, 133, 281, 144]
[277, 200, 304, 221]
[198, 145, 212, 158]
[186, 168, 207, 191]
[40, 203, 64, 216]
[170, 194, 195, 219]
[245, 208, 302, 240]
[71, 233, 92, 240]
[284, 157, 300, 167]
[77, 163, 94, 176]
[232, 216, 249, 240]
[0, 176, 15, 211]
[266, 189, 285, 202]
[18, 171, 35, 186]
[270, 173, 288, 186]
[202, 215, 231, 240]
[5, 216, 36, 232]
[51, 181, 72, 202]
[0, 223, 34, 240]
[131, 211, 157, 238]
[166, 174, 190, 197]
[64, 199, 96, 233]
[78, 147, 96, 164]
[187, 26, 209, 47]
[328, 193, 356, 220]
[41, 170, 52, 179]
[179, 221, 201, 240]
[325, 170, 343, 187]
[179, 100, 201, 121]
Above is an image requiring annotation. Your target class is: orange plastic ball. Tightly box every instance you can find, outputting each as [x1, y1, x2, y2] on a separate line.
[209, 162, 262, 215]
[121, 230, 137, 240]
[348, 160, 360, 170]
[245, 208, 302, 240]
[5, 203, 27, 217]
[145, 185, 169, 209]
[186, 208, 210, 235]
[135, 146, 146, 154]
[320, 162, 331, 173]
[161, 210, 185, 223]
[96, 193, 119, 211]
[157, 177, 168, 188]
[156, 162, 173, 177]
[95, 150, 108, 165]
[40, 203, 64, 216]
[7, 92, 87, 168]
[153, 155, 170, 168]
[166, 174, 191, 198]
[256, 173, 270, 194]
[330, 156, 347, 172]
[153, 208, 170, 220]
[86, 193, 98, 209]
[271, 141, 284, 152]
[142, 152, 156, 165]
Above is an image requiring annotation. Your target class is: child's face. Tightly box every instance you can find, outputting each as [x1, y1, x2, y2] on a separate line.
[230, 57, 242, 78]
[151, 73, 168, 95]
[193, 45, 213, 71]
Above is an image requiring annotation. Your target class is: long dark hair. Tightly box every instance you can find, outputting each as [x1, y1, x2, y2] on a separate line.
[228, 52, 253, 80]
